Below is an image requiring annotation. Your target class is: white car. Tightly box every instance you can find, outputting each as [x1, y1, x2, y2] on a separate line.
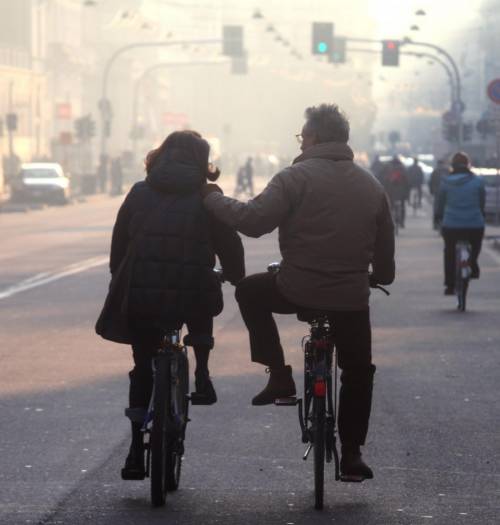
[11, 163, 70, 204]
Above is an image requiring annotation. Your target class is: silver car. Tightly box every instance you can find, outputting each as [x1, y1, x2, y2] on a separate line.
[11, 163, 70, 204]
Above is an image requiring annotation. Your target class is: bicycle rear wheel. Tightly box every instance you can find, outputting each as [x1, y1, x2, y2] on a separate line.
[150, 355, 171, 507]
[165, 351, 189, 491]
[313, 396, 326, 510]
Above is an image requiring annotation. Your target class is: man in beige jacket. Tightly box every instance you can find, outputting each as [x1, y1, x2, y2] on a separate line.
[202, 104, 395, 481]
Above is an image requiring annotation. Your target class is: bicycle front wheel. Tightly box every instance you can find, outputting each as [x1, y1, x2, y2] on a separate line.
[313, 396, 326, 510]
[150, 355, 171, 507]
[165, 351, 189, 491]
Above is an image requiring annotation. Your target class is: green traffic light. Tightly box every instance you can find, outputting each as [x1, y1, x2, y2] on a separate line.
[317, 41, 328, 53]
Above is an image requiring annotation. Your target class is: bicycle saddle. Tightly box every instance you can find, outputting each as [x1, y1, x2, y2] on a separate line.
[296, 309, 331, 323]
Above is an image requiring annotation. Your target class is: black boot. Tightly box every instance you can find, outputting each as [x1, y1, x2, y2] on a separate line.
[252, 365, 296, 406]
[340, 444, 373, 482]
[121, 422, 146, 480]
[191, 369, 217, 405]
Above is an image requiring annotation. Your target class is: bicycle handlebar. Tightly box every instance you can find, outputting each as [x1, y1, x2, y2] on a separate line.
[371, 284, 390, 296]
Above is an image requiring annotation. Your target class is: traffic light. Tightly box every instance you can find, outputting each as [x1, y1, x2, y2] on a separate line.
[382, 40, 400, 67]
[222, 25, 244, 57]
[6, 112, 18, 131]
[329, 37, 346, 64]
[463, 122, 473, 142]
[442, 111, 459, 142]
[75, 117, 85, 140]
[74, 115, 96, 141]
[312, 22, 333, 55]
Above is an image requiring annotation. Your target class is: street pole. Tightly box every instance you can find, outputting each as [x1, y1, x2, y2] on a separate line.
[401, 39, 464, 149]
[349, 47, 457, 108]
[99, 39, 221, 160]
[496, 108, 500, 225]
[131, 59, 229, 161]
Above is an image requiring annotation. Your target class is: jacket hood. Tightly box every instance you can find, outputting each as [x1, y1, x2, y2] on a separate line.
[293, 142, 354, 164]
[146, 159, 204, 194]
[446, 171, 474, 187]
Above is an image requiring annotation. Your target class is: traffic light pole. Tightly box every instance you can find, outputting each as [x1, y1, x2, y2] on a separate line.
[401, 39, 464, 148]
[100, 39, 221, 160]
[349, 47, 456, 106]
[130, 59, 229, 160]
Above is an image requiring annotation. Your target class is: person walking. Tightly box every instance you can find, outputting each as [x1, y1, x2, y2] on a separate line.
[435, 152, 485, 295]
[104, 130, 245, 480]
[201, 104, 395, 481]
[407, 157, 424, 208]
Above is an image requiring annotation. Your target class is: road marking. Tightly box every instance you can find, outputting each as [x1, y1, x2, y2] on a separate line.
[0, 256, 107, 300]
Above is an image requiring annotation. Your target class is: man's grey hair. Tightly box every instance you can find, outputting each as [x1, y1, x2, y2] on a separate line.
[304, 104, 350, 143]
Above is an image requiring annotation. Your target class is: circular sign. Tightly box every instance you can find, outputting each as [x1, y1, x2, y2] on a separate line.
[487, 79, 500, 105]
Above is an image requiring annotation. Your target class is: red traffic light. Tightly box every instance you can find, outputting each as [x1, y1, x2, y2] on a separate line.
[386, 41, 396, 50]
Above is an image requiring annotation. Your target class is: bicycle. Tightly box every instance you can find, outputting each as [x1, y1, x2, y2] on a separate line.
[455, 240, 471, 312]
[125, 269, 224, 507]
[268, 263, 389, 509]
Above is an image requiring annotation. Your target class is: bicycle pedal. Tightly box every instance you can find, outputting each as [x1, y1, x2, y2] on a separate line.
[274, 397, 299, 406]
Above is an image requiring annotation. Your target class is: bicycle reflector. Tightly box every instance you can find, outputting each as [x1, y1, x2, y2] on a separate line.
[314, 379, 327, 397]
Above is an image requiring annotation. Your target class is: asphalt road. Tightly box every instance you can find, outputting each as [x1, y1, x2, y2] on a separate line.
[1, 191, 499, 525]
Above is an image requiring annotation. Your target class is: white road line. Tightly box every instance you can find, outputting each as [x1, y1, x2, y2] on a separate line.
[0, 256, 108, 300]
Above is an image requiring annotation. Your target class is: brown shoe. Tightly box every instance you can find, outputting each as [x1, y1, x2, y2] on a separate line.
[252, 365, 296, 406]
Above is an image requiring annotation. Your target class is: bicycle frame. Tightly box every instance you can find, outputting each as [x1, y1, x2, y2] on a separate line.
[142, 330, 189, 479]
[300, 317, 340, 480]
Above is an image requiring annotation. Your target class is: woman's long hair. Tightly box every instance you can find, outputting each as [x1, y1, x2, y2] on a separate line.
[145, 130, 220, 181]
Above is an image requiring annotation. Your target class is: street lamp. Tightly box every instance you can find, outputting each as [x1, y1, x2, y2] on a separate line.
[415, 9, 426, 16]
[410, 25, 420, 31]
[253, 9, 264, 20]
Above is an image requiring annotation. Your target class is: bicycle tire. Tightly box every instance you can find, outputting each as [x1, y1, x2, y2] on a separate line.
[313, 395, 326, 510]
[165, 351, 189, 491]
[150, 355, 171, 507]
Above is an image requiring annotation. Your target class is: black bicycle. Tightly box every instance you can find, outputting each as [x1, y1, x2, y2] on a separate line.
[269, 263, 389, 509]
[129, 328, 190, 507]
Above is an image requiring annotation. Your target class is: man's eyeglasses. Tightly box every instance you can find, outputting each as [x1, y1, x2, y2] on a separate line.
[295, 133, 303, 144]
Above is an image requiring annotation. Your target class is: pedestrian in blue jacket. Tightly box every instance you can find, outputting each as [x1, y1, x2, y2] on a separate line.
[436, 152, 485, 295]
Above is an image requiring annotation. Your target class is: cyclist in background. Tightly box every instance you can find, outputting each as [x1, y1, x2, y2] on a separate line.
[383, 156, 410, 228]
[435, 152, 485, 295]
[201, 104, 395, 481]
[109, 131, 245, 479]
[407, 157, 424, 208]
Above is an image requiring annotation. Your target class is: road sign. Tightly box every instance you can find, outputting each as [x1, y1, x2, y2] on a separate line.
[487, 79, 500, 105]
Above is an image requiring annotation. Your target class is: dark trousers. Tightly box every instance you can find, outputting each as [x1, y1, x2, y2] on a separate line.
[235, 272, 375, 446]
[442, 227, 484, 288]
[129, 317, 213, 409]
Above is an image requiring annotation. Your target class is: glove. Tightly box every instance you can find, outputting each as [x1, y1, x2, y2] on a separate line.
[369, 274, 379, 288]
[201, 183, 223, 198]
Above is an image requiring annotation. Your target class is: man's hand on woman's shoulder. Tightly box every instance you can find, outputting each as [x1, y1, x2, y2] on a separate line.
[201, 183, 223, 199]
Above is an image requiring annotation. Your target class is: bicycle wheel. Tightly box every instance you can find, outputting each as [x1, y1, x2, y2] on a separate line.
[313, 395, 326, 510]
[150, 355, 171, 507]
[165, 351, 189, 491]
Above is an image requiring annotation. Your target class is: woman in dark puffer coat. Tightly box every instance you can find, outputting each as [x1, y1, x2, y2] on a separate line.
[110, 131, 245, 479]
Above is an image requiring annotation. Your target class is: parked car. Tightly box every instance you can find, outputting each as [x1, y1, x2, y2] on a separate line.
[475, 167, 500, 220]
[11, 163, 70, 204]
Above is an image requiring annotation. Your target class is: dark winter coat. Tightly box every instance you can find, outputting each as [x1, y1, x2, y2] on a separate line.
[110, 159, 245, 328]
